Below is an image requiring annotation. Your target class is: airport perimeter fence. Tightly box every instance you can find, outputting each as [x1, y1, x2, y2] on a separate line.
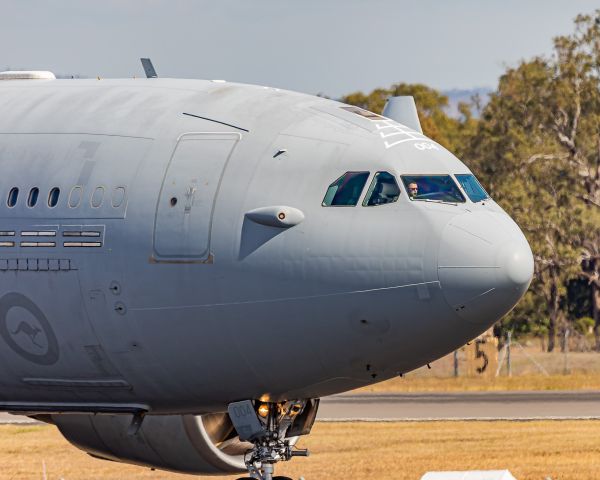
[409, 329, 600, 379]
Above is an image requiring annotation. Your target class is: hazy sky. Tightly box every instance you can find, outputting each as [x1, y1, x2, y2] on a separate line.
[2, 1, 598, 97]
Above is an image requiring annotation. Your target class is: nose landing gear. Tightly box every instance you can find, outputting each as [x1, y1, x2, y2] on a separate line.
[228, 398, 319, 480]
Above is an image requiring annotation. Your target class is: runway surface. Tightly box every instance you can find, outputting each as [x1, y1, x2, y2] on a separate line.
[317, 391, 600, 421]
[0, 412, 39, 424]
[2, 391, 600, 424]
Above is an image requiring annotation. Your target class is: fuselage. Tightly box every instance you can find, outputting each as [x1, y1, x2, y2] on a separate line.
[0, 78, 533, 414]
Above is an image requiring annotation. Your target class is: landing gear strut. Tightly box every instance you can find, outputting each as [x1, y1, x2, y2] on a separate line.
[228, 398, 319, 480]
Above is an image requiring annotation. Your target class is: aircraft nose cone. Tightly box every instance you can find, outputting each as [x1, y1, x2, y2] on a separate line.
[497, 238, 535, 287]
[438, 212, 533, 325]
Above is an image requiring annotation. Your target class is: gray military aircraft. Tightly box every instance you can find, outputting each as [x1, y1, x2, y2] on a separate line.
[0, 62, 533, 480]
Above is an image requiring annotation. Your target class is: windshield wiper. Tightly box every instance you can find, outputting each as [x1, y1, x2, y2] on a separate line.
[422, 199, 459, 205]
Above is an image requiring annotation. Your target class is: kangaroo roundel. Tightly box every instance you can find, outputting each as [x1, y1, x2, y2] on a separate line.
[0, 293, 59, 365]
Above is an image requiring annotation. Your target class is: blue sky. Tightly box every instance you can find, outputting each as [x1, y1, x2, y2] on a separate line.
[2, 1, 598, 96]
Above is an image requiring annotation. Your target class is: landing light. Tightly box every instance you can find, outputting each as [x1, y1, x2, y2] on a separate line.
[258, 403, 270, 418]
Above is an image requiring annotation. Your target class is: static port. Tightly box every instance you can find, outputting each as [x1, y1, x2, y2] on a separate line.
[170, 197, 178, 207]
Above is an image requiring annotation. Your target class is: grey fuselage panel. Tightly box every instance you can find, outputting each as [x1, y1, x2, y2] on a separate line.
[0, 79, 533, 414]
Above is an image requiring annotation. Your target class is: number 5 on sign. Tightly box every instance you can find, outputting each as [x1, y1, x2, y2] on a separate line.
[465, 338, 498, 378]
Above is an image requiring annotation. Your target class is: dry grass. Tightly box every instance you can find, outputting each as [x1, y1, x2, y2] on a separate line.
[358, 372, 600, 393]
[3, 421, 600, 480]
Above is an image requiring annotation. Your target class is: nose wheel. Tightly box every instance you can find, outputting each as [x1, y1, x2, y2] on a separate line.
[228, 399, 319, 480]
[237, 475, 294, 480]
[237, 477, 294, 480]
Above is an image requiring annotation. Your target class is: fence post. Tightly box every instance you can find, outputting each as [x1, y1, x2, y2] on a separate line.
[506, 331, 512, 377]
[453, 350, 459, 377]
[564, 328, 570, 375]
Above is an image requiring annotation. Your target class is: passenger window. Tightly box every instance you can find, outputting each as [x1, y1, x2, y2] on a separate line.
[455, 174, 489, 203]
[363, 172, 400, 206]
[7, 188, 19, 207]
[91, 186, 105, 208]
[69, 186, 83, 208]
[28, 187, 39, 207]
[112, 187, 126, 208]
[401, 175, 465, 203]
[322, 172, 369, 206]
[48, 188, 60, 207]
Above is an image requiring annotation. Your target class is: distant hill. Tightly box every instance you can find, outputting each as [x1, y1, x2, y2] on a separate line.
[442, 87, 492, 118]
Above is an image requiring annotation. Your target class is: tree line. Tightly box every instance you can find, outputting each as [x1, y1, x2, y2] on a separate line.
[341, 12, 600, 352]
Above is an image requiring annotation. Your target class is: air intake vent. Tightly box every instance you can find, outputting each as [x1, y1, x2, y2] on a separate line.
[0, 71, 56, 80]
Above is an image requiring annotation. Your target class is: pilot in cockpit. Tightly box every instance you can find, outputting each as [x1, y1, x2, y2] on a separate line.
[408, 182, 419, 199]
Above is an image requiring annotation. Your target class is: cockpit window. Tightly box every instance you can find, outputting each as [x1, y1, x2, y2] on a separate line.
[455, 174, 490, 203]
[322, 171, 369, 206]
[401, 175, 465, 203]
[363, 172, 400, 206]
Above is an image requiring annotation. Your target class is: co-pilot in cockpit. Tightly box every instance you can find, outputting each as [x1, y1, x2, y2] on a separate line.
[401, 174, 489, 204]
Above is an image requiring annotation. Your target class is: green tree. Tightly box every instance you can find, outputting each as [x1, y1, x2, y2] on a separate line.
[467, 11, 600, 350]
[549, 13, 600, 349]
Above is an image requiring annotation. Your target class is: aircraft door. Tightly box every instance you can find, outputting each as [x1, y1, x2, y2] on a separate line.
[154, 133, 240, 260]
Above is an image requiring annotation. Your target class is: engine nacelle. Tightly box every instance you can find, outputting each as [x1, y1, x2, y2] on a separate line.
[46, 412, 251, 475]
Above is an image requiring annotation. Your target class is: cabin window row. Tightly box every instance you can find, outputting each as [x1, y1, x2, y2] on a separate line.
[322, 172, 489, 207]
[6, 186, 127, 209]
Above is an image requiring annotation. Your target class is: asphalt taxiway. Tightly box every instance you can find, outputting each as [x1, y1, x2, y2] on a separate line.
[317, 391, 600, 421]
[2, 391, 599, 424]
